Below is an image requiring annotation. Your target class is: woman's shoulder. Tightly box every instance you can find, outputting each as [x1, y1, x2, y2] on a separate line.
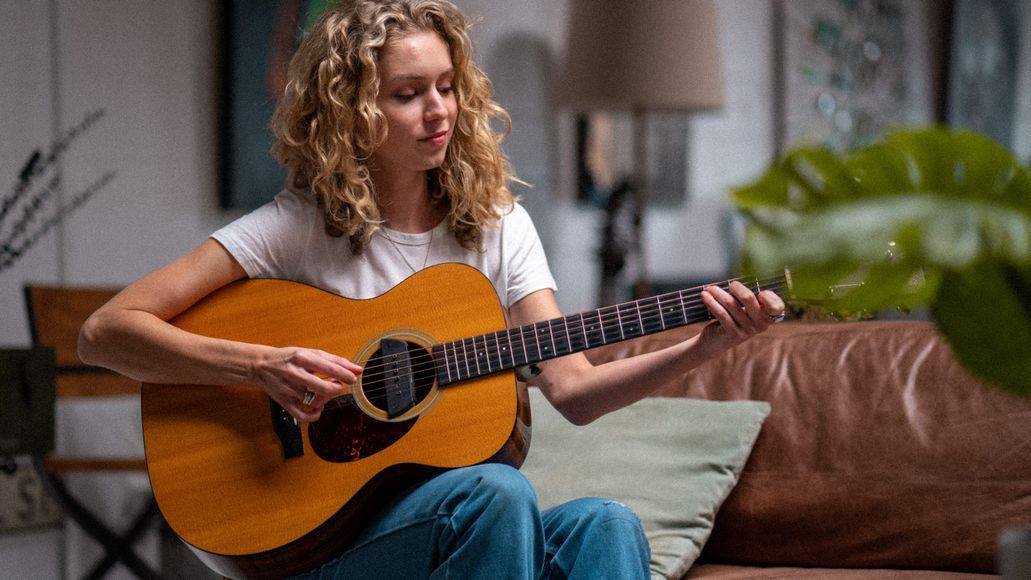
[272, 187, 318, 209]
[258, 188, 320, 222]
[497, 200, 533, 226]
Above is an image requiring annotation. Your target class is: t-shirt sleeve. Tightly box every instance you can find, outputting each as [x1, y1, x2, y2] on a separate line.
[502, 203, 558, 308]
[210, 190, 315, 279]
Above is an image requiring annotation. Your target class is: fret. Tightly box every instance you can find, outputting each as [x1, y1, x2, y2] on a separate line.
[505, 329, 516, 368]
[635, 300, 645, 331]
[614, 305, 625, 340]
[482, 335, 491, 372]
[532, 323, 543, 361]
[655, 296, 666, 330]
[561, 315, 572, 354]
[454, 341, 464, 381]
[461, 338, 471, 378]
[584, 309, 607, 346]
[453, 339, 466, 381]
[496, 331, 507, 370]
[658, 292, 685, 327]
[678, 290, 687, 322]
[519, 324, 529, 366]
[441, 343, 452, 384]
[617, 302, 642, 337]
[505, 329, 514, 367]
[641, 296, 665, 335]
[536, 322, 552, 359]
[480, 335, 492, 373]
[545, 320, 560, 357]
[467, 337, 481, 376]
[444, 342, 453, 382]
[563, 315, 581, 352]
[494, 331, 509, 370]
[595, 306, 617, 344]
[575, 313, 589, 351]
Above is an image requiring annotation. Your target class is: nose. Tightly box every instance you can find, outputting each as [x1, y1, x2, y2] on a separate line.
[424, 90, 448, 123]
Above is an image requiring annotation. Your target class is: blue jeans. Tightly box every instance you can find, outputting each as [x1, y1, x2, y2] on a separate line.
[295, 464, 650, 579]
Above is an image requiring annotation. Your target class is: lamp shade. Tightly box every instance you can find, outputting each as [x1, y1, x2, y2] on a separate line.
[558, 0, 724, 111]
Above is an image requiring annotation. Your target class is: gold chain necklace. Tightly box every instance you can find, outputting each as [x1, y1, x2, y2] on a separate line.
[379, 227, 434, 274]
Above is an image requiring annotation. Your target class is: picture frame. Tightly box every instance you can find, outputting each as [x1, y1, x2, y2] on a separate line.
[772, 0, 939, 155]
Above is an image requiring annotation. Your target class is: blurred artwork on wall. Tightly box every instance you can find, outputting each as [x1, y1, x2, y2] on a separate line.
[221, 0, 332, 210]
[773, 0, 936, 155]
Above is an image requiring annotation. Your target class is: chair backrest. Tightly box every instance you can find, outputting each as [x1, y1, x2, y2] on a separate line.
[23, 285, 137, 397]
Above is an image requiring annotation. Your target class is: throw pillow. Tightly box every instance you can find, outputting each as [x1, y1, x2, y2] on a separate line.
[519, 388, 770, 579]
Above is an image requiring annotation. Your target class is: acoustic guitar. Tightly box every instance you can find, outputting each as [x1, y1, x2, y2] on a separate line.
[141, 263, 788, 578]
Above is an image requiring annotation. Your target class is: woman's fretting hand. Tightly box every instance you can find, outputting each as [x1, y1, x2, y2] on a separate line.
[250, 347, 363, 422]
[698, 281, 786, 354]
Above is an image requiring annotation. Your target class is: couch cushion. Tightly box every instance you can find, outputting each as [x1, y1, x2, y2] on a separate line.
[584, 320, 1031, 572]
[519, 388, 770, 579]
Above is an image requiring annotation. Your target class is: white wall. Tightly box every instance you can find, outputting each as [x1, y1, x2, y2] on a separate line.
[457, 0, 774, 312]
[0, 1, 225, 578]
[0, 1, 774, 576]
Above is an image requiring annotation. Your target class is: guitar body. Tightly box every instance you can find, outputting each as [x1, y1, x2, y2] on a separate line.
[141, 264, 530, 579]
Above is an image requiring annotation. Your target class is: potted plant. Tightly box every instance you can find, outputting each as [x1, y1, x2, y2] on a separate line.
[732, 128, 1031, 398]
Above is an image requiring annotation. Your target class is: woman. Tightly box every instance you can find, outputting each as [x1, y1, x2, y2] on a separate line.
[79, 1, 784, 577]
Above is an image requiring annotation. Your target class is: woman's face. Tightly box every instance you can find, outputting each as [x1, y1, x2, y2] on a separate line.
[371, 30, 458, 176]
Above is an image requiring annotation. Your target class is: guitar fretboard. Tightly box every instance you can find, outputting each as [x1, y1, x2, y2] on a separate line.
[431, 276, 787, 386]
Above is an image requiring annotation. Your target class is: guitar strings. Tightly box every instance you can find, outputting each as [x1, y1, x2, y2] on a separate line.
[342, 275, 781, 387]
[328, 276, 789, 404]
[331, 281, 789, 407]
[349, 276, 788, 393]
[347, 277, 789, 395]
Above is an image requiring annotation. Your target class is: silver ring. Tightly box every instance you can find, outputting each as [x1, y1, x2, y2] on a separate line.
[302, 391, 316, 406]
[768, 311, 786, 322]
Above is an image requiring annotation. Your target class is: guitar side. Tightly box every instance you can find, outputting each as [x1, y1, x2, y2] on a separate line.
[141, 264, 530, 579]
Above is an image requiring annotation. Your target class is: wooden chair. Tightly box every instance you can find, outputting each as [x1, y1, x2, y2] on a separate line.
[24, 285, 164, 580]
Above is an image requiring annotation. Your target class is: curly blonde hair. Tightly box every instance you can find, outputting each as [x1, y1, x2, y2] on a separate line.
[270, 0, 517, 253]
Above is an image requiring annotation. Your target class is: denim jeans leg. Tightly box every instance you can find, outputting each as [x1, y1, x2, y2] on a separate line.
[293, 463, 545, 579]
[540, 497, 651, 580]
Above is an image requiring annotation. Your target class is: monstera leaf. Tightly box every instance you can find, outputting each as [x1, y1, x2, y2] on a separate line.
[732, 128, 1031, 397]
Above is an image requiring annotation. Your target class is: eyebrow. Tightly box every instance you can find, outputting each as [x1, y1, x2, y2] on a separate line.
[386, 68, 454, 84]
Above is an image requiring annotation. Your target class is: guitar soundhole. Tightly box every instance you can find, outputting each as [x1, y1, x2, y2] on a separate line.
[307, 341, 436, 463]
[362, 341, 436, 415]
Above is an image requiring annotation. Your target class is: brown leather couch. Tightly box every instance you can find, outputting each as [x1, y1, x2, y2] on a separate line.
[584, 320, 1031, 579]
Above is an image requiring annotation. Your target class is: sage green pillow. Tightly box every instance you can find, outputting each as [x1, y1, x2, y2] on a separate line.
[519, 389, 770, 579]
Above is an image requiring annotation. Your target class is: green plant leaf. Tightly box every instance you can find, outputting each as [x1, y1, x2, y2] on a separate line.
[732, 128, 1031, 397]
[931, 262, 1031, 397]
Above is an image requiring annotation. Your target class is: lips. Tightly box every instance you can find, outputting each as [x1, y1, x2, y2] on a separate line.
[421, 130, 447, 141]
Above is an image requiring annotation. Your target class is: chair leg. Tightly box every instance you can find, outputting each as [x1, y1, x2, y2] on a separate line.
[84, 498, 161, 580]
[33, 457, 164, 580]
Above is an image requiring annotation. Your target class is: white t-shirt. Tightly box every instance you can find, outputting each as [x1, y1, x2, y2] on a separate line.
[211, 190, 557, 310]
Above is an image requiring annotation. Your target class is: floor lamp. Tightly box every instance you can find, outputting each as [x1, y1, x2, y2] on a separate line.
[559, 0, 725, 302]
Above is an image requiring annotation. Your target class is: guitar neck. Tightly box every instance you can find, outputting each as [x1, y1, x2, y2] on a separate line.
[432, 274, 788, 386]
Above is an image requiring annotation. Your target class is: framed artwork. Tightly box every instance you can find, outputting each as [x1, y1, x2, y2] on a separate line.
[220, 1, 332, 210]
[946, 0, 1022, 150]
[772, 0, 938, 155]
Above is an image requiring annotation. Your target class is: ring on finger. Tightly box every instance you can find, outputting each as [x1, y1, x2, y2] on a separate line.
[768, 311, 786, 322]
[302, 391, 316, 406]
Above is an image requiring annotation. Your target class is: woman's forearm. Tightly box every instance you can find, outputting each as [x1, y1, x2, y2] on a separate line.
[78, 307, 266, 386]
[541, 333, 718, 425]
